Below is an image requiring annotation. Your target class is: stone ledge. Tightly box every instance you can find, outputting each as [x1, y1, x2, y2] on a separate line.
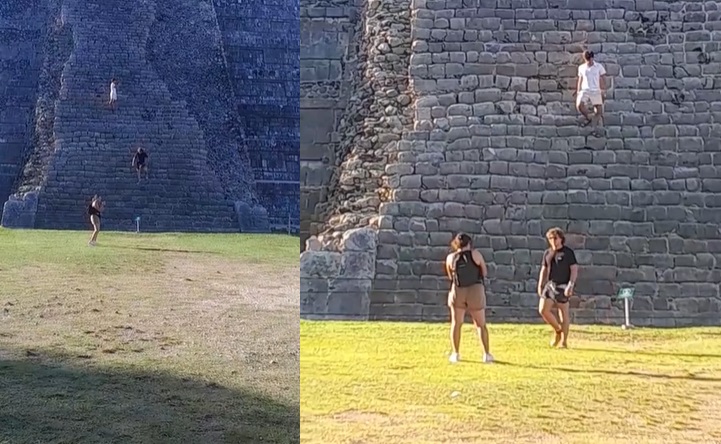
[301, 227, 378, 318]
[1, 191, 38, 228]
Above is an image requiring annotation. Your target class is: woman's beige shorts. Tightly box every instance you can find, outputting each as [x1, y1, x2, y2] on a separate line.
[448, 284, 486, 311]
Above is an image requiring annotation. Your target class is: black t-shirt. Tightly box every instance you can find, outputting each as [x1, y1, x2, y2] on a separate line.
[543, 246, 577, 285]
[134, 152, 148, 164]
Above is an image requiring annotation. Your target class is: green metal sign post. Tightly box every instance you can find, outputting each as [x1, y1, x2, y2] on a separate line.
[617, 287, 635, 329]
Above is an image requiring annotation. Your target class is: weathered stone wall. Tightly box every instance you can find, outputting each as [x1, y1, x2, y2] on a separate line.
[147, 0, 258, 207]
[214, 0, 300, 230]
[300, 0, 415, 251]
[302, 0, 721, 326]
[0, 0, 46, 218]
[300, 0, 359, 247]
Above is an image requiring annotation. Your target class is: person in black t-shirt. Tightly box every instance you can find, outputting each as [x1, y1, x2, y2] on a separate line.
[443, 233, 493, 364]
[132, 147, 149, 184]
[537, 227, 579, 348]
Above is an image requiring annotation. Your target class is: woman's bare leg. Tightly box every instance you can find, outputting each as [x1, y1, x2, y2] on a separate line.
[469, 309, 490, 355]
[449, 307, 465, 356]
[557, 302, 571, 348]
[90, 217, 100, 243]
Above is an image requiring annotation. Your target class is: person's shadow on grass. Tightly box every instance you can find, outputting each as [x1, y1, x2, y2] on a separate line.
[488, 359, 721, 383]
[0, 349, 299, 444]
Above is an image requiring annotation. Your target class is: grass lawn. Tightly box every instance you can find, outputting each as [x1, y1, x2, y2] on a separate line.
[301, 321, 721, 444]
[0, 228, 299, 444]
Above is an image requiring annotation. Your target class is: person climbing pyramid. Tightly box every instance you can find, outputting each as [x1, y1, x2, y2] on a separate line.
[108, 78, 119, 111]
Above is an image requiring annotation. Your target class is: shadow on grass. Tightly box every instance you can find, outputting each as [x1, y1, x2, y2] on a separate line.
[0, 351, 298, 444]
[491, 360, 721, 383]
[575, 347, 721, 360]
[107, 245, 218, 255]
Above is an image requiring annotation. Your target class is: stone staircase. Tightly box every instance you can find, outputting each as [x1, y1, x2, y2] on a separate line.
[5, 0, 244, 232]
[301, 0, 721, 326]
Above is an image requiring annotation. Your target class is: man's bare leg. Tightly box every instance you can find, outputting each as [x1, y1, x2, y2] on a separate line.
[539, 297, 562, 346]
[594, 104, 604, 125]
[576, 101, 592, 125]
[557, 302, 571, 348]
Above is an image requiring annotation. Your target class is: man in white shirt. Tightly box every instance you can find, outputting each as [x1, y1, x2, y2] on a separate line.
[108, 78, 118, 112]
[576, 51, 606, 126]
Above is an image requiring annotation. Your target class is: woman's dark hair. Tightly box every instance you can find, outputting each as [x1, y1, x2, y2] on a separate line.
[450, 233, 472, 251]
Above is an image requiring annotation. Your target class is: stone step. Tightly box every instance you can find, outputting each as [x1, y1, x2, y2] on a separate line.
[37, 204, 236, 218]
[40, 189, 229, 200]
[5, 0, 267, 234]
[34, 214, 239, 232]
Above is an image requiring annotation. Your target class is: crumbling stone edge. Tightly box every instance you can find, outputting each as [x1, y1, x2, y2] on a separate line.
[301, 227, 378, 320]
[2, 191, 39, 228]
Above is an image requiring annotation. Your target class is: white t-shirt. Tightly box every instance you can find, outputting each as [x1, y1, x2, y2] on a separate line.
[578, 62, 606, 91]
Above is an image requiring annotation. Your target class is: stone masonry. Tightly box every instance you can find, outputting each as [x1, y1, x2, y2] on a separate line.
[300, 0, 360, 247]
[0, 0, 45, 213]
[301, 0, 721, 326]
[300, 0, 415, 248]
[215, 0, 300, 231]
[1, 0, 298, 232]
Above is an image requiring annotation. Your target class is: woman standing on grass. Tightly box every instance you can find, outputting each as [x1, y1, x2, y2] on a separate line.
[537, 227, 579, 348]
[88, 195, 104, 246]
[444, 233, 493, 364]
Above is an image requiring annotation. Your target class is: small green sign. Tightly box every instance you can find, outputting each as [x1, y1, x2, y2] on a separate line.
[617, 288, 635, 299]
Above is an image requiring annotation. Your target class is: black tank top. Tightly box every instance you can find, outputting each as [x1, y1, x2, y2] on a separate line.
[452, 250, 484, 288]
[88, 204, 101, 217]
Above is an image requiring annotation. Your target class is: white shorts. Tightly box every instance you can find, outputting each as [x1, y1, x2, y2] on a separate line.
[110, 92, 117, 102]
[576, 90, 603, 107]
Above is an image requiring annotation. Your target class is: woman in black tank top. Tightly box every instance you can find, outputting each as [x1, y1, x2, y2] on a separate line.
[88, 195, 104, 246]
[443, 233, 493, 364]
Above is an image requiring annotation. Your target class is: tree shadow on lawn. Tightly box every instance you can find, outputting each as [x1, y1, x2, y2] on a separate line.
[0, 350, 299, 444]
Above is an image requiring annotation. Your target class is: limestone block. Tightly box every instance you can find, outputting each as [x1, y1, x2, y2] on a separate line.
[1, 192, 38, 229]
[341, 227, 378, 252]
[235, 201, 270, 233]
[340, 252, 376, 280]
[300, 250, 343, 278]
[300, 278, 329, 314]
[326, 278, 372, 319]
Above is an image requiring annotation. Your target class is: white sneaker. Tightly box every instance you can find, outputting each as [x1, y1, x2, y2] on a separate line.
[483, 353, 494, 363]
[449, 353, 460, 364]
